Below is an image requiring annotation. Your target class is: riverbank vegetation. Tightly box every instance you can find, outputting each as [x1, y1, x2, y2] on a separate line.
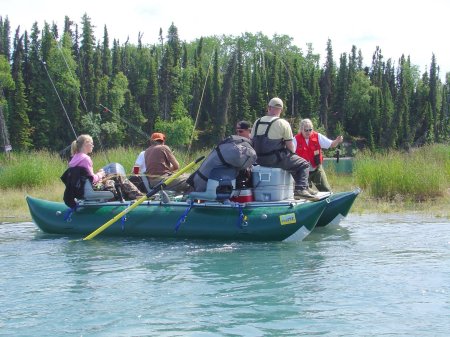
[0, 144, 449, 222]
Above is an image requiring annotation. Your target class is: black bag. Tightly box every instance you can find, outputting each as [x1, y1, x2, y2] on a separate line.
[60, 167, 92, 208]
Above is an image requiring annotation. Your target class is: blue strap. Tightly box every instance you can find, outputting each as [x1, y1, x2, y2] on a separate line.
[121, 201, 131, 231]
[174, 201, 193, 232]
[63, 206, 77, 222]
[236, 204, 247, 229]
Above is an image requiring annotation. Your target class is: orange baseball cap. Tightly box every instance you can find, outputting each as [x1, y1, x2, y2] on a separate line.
[150, 132, 166, 141]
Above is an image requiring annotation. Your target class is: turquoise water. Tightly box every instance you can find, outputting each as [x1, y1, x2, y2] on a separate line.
[1, 214, 449, 336]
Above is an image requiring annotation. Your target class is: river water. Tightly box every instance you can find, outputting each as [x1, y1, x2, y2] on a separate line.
[1, 214, 449, 337]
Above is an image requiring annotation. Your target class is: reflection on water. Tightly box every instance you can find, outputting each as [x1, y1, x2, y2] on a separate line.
[1, 214, 449, 336]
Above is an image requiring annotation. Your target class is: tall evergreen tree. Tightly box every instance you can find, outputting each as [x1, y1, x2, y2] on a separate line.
[441, 74, 450, 140]
[0, 16, 11, 60]
[211, 48, 221, 125]
[319, 39, 335, 132]
[335, 53, 348, 126]
[111, 39, 121, 76]
[380, 75, 396, 148]
[144, 55, 159, 133]
[249, 53, 265, 120]
[0, 55, 14, 151]
[27, 22, 52, 148]
[428, 54, 439, 141]
[396, 55, 417, 148]
[234, 39, 251, 123]
[159, 23, 182, 120]
[10, 29, 32, 150]
[46, 30, 81, 149]
[79, 13, 96, 111]
[216, 51, 236, 142]
[101, 26, 112, 77]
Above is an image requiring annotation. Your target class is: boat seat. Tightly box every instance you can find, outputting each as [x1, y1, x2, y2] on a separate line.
[83, 181, 115, 202]
[189, 168, 236, 201]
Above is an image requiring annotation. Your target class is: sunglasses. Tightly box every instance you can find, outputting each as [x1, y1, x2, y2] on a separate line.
[304, 128, 313, 132]
[236, 129, 247, 133]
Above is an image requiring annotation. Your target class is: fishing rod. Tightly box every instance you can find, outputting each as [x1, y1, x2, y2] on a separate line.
[51, 33, 110, 163]
[41, 60, 77, 139]
[187, 50, 215, 155]
[99, 104, 149, 139]
[259, 49, 295, 117]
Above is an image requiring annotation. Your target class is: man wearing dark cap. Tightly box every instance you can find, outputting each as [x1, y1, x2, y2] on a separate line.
[236, 120, 252, 139]
[144, 132, 192, 193]
[251, 97, 318, 200]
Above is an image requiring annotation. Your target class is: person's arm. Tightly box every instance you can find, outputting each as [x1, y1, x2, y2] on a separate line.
[330, 135, 344, 148]
[165, 147, 180, 171]
[285, 140, 295, 153]
[281, 119, 295, 152]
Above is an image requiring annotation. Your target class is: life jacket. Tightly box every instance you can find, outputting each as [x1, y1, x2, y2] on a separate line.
[60, 166, 93, 208]
[187, 135, 257, 192]
[294, 131, 323, 169]
[252, 117, 288, 164]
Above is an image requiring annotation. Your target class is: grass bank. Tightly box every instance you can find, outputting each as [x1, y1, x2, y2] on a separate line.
[1, 144, 449, 222]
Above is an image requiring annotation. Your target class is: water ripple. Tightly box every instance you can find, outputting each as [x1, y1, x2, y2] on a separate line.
[1, 214, 449, 336]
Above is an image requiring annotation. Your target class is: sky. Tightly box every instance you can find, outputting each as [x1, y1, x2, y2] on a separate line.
[1, 0, 449, 80]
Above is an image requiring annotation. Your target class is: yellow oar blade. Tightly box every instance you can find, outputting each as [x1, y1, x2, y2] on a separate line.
[83, 156, 204, 241]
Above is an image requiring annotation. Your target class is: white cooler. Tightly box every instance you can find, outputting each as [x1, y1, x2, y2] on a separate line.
[252, 166, 294, 201]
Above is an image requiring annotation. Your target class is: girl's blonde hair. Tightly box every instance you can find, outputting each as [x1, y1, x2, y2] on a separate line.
[70, 134, 93, 156]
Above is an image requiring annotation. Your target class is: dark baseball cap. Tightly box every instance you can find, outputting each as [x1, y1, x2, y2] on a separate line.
[237, 120, 252, 129]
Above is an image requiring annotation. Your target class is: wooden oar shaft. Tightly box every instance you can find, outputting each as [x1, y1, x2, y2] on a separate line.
[83, 156, 204, 241]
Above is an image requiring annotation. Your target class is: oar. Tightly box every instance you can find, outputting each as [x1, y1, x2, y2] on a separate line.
[83, 156, 205, 240]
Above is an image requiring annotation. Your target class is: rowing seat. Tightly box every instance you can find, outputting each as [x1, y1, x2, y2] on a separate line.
[189, 168, 236, 201]
[83, 181, 114, 202]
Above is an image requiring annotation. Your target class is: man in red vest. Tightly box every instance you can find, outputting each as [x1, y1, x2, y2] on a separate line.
[294, 119, 343, 192]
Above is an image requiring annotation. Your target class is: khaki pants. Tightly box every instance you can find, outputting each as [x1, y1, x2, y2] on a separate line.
[308, 164, 332, 192]
[147, 173, 193, 194]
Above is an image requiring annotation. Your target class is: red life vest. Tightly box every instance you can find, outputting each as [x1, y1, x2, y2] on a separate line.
[294, 131, 323, 169]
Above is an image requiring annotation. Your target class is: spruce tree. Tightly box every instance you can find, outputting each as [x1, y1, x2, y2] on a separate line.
[28, 22, 51, 148]
[319, 39, 335, 133]
[216, 51, 236, 142]
[79, 13, 96, 111]
[0, 16, 11, 61]
[428, 54, 439, 141]
[10, 30, 32, 150]
[0, 55, 14, 151]
[234, 39, 251, 123]
[102, 26, 112, 77]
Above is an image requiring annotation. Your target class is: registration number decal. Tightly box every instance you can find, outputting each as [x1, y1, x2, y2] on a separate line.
[280, 213, 296, 225]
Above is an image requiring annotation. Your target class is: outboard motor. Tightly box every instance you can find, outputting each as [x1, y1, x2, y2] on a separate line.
[102, 162, 126, 176]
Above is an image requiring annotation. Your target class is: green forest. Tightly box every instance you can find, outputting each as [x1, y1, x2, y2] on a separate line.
[0, 14, 449, 155]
